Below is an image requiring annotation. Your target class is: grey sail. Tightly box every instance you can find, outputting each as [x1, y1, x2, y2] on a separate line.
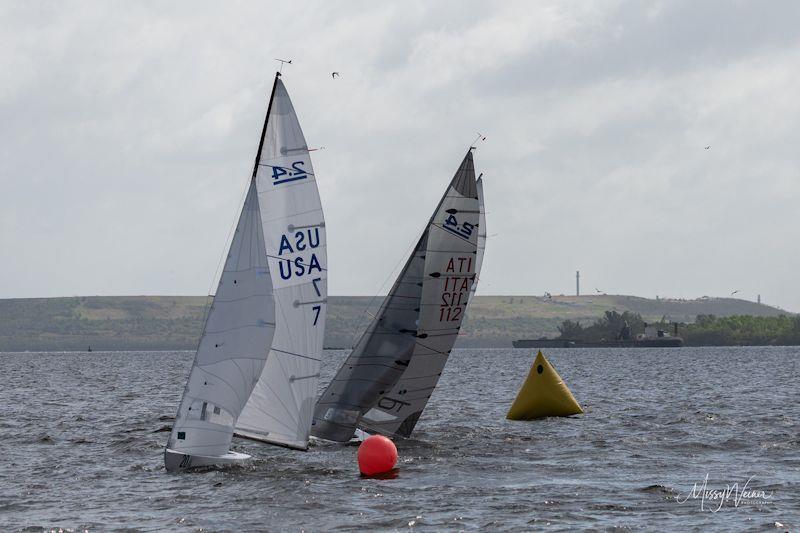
[312, 151, 479, 442]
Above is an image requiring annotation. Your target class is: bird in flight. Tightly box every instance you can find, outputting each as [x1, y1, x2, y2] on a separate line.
[704, 145, 711, 150]
[331, 72, 340, 79]
[730, 290, 739, 296]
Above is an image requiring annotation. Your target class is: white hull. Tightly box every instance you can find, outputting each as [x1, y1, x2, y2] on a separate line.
[164, 448, 251, 472]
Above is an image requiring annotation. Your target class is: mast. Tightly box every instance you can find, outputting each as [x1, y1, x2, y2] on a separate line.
[252, 72, 282, 179]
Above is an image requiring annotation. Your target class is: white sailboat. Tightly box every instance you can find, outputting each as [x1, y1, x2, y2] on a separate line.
[311, 150, 480, 442]
[165, 72, 327, 471]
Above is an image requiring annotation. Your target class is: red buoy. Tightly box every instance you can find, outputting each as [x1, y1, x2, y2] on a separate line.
[357, 435, 398, 476]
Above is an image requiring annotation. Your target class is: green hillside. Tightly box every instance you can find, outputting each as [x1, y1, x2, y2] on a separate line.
[0, 294, 790, 351]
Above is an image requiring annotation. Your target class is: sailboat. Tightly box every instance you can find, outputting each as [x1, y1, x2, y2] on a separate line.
[165, 72, 327, 471]
[357, 171, 486, 438]
[311, 150, 479, 442]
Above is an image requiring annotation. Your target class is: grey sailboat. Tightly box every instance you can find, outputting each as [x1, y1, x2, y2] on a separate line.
[311, 150, 480, 442]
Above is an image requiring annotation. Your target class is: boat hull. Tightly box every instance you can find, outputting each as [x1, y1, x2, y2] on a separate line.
[164, 448, 251, 472]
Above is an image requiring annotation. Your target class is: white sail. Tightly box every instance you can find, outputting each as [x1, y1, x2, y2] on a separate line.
[235, 76, 327, 450]
[312, 151, 478, 441]
[166, 180, 276, 469]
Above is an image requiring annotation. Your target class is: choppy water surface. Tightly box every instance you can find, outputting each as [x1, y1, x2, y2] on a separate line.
[1, 347, 798, 531]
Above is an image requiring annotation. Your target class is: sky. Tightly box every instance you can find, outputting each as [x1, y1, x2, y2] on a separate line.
[1, 1, 799, 312]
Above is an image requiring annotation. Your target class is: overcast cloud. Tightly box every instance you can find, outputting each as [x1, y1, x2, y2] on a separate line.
[1, 1, 799, 311]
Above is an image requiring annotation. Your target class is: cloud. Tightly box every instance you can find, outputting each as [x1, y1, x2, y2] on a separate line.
[1, 1, 798, 312]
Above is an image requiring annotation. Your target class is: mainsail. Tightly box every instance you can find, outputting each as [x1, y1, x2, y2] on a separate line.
[312, 151, 478, 442]
[235, 74, 327, 450]
[165, 73, 326, 470]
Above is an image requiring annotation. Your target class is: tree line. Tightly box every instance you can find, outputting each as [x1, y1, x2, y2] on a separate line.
[556, 311, 800, 346]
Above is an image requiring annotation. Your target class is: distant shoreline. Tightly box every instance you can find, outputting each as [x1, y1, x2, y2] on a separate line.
[0, 294, 792, 352]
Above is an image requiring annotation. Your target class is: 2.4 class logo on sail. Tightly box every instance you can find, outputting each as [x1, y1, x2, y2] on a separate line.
[271, 160, 310, 185]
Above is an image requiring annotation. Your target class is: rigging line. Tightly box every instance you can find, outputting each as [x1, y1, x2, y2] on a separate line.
[270, 347, 321, 362]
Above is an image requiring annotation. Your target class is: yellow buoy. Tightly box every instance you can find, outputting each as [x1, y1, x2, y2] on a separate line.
[506, 351, 583, 420]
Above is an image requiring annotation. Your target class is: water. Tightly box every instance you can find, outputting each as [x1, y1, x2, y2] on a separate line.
[1, 347, 798, 531]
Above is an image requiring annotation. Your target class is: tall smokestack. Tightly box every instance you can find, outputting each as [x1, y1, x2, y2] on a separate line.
[576, 270, 580, 296]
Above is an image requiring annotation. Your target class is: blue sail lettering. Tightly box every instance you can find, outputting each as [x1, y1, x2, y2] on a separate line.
[307, 228, 320, 248]
[279, 260, 292, 280]
[295, 231, 306, 251]
[278, 235, 294, 256]
[307, 253, 322, 274]
[294, 257, 306, 276]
